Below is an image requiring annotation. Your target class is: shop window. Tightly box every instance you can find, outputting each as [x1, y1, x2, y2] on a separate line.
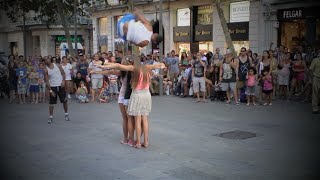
[99, 17, 108, 36]
[281, 20, 306, 51]
[233, 41, 249, 55]
[197, 5, 213, 25]
[199, 42, 213, 53]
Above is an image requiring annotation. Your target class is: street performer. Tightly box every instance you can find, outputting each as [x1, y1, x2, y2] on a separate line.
[117, 8, 162, 48]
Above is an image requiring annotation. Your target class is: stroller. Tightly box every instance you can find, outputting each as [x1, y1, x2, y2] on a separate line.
[210, 83, 225, 101]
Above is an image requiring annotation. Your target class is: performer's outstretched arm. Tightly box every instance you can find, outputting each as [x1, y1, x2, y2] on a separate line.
[99, 63, 134, 72]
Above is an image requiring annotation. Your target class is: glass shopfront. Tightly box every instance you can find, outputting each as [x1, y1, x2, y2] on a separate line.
[227, 22, 249, 54]
[278, 7, 320, 50]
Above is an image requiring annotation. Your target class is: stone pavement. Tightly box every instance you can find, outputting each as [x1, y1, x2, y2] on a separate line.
[0, 96, 319, 180]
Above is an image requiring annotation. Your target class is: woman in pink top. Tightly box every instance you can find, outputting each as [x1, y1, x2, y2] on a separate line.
[101, 55, 165, 149]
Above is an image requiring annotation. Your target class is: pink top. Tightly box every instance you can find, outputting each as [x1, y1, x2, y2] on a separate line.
[263, 75, 273, 91]
[247, 75, 256, 87]
[135, 71, 150, 90]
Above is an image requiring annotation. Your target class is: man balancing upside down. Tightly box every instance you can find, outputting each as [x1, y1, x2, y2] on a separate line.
[118, 8, 163, 48]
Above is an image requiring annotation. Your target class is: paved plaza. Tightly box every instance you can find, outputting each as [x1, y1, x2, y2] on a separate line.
[0, 96, 319, 180]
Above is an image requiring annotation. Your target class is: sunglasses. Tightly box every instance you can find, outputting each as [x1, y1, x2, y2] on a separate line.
[241, 51, 246, 52]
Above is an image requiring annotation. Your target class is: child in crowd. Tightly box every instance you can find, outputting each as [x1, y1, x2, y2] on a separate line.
[99, 80, 110, 103]
[246, 67, 257, 106]
[261, 69, 273, 106]
[28, 67, 40, 104]
[76, 81, 89, 103]
[16, 62, 27, 104]
[210, 65, 223, 101]
[37, 62, 46, 103]
[108, 73, 119, 101]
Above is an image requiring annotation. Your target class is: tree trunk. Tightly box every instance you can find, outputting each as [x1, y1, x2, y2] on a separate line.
[55, 0, 76, 57]
[215, 0, 237, 57]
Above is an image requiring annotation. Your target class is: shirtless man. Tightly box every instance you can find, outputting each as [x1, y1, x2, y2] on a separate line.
[117, 8, 162, 48]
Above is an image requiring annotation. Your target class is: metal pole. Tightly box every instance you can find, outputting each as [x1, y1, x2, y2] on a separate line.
[158, 0, 163, 96]
[23, 12, 27, 58]
[74, 0, 78, 56]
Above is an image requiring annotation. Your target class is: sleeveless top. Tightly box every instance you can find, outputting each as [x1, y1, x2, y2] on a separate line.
[135, 71, 150, 90]
[247, 75, 256, 87]
[263, 75, 273, 91]
[279, 62, 290, 76]
[222, 59, 236, 83]
[47, 63, 63, 87]
[238, 56, 250, 81]
[8, 61, 18, 80]
[119, 73, 128, 97]
[127, 20, 153, 44]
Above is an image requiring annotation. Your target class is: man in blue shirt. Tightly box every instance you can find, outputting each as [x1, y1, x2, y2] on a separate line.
[16, 62, 27, 104]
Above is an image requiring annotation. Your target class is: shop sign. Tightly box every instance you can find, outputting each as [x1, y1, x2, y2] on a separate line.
[227, 22, 249, 41]
[55, 35, 83, 43]
[195, 24, 212, 41]
[230, 1, 250, 22]
[177, 8, 190, 26]
[173, 26, 190, 42]
[277, 8, 305, 21]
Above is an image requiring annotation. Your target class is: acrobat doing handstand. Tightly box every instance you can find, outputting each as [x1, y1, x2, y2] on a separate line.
[117, 8, 163, 48]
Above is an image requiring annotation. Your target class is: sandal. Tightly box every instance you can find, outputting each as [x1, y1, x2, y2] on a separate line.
[226, 100, 231, 104]
[141, 142, 149, 148]
[120, 139, 128, 144]
[127, 140, 135, 147]
[134, 143, 142, 149]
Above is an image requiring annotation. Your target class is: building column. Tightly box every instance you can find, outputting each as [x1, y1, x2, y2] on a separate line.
[107, 16, 114, 53]
[92, 18, 99, 54]
[212, 5, 227, 53]
[249, 0, 260, 54]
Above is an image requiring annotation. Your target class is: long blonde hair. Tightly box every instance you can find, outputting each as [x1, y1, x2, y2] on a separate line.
[131, 55, 149, 89]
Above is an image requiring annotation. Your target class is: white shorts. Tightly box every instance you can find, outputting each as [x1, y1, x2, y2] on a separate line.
[91, 78, 103, 89]
[118, 96, 129, 106]
[278, 74, 289, 86]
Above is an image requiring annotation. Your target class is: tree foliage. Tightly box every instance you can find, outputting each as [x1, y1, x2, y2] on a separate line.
[0, 0, 91, 57]
[0, 0, 90, 24]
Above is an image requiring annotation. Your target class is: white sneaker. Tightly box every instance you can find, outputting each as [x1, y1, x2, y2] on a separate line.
[68, 94, 71, 99]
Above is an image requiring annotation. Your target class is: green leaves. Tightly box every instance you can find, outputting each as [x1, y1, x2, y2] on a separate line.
[0, 0, 91, 25]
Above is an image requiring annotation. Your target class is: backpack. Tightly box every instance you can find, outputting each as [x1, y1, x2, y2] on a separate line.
[239, 87, 247, 103]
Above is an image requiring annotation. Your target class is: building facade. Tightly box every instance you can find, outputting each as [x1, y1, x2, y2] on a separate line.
[261, 0, 320, 51]
[0, 11, 92, 57]
[91, 0, 266, 55]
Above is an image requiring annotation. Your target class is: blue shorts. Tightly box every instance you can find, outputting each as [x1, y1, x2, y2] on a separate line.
[30, 85, 40, 93]
[117, 13, 136, 41]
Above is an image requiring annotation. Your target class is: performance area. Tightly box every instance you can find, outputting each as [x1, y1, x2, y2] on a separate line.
[0, 96, 318, 179]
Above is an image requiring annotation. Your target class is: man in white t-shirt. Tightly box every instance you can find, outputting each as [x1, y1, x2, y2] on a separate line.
[61, 56, 74, 99]
[117, 8, 162, 47]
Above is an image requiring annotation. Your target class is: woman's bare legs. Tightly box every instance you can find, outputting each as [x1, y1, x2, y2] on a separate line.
[141, 115, 149, 148]
[119, 103, 128, 144]
[134, 115, 142, 148]
[125, 106, 135, 144]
